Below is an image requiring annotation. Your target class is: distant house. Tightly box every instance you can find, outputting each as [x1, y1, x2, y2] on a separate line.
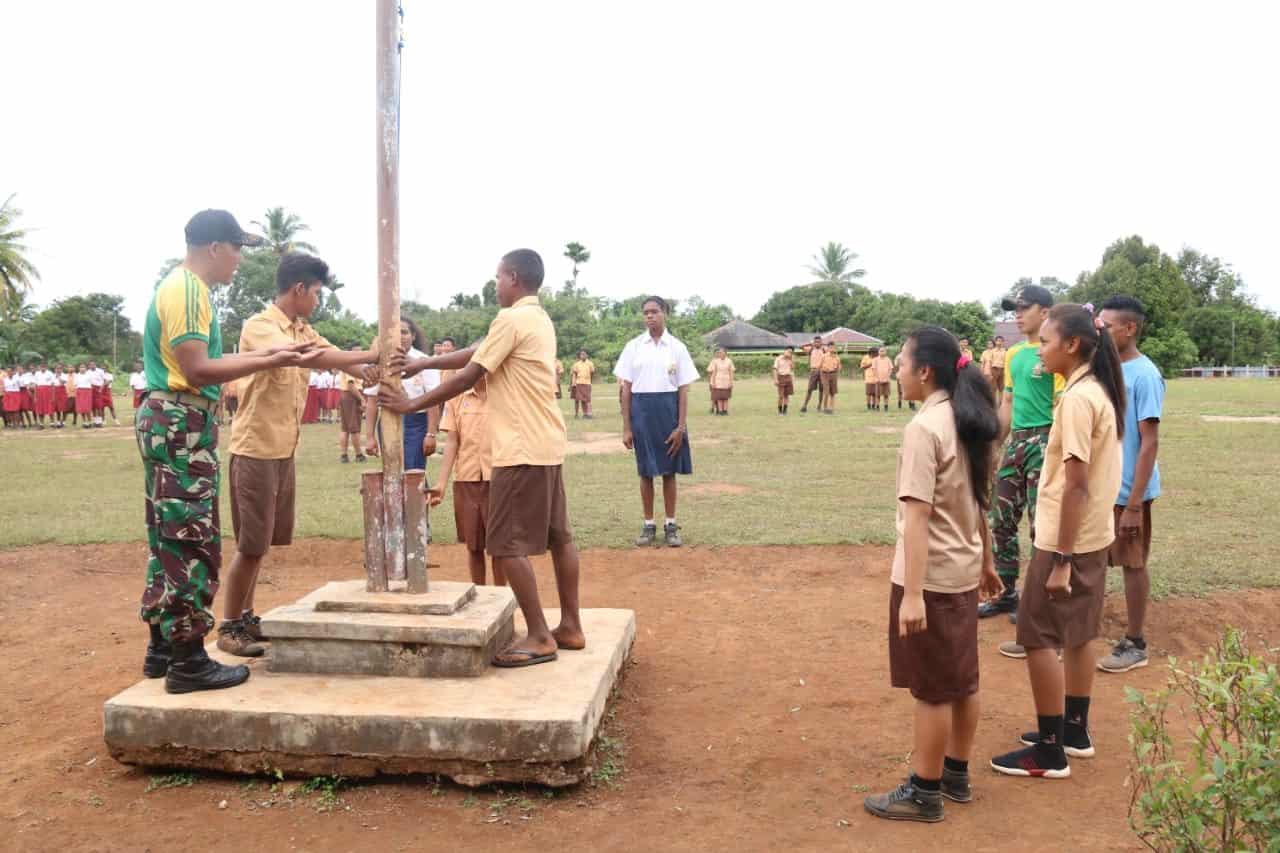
[783, 327, 883, 354]
[992, 320, 1020, 345]
[703, 319, 793, 352]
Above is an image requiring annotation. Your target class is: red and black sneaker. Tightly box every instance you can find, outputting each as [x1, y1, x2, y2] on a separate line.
[990, 744, 1070, 779]
[1020, 724, 1094, 758]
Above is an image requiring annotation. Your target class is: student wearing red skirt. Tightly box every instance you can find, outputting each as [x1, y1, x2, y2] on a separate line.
[129, 362, 147, 409]
[74, 363, 95, 428]
[2, 368, 22, 428]
[33, 362, 56, 429]
[51, 365, 69, 428]
[302, 369, 321, 423]
[101, 367, 119, 425]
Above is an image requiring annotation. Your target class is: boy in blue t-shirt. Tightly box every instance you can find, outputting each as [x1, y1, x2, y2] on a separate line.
[1096, 296, 1164, 674]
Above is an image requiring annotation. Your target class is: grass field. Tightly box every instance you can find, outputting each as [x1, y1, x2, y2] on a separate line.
[1, 377, 1277, 597]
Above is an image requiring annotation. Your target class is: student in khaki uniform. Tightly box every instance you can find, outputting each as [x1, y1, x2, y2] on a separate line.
[819, 343, 841, 414]
[380, 248, 584, 669]
[706, 347, 735, 416]
[980, 336, 1007, 394]
[772, 346, 795, 414]
[569, 349, 595, 419]
[217, 253, 381, 657]
[555, 358, 564, 399]
[864, 326, 1002, 823]
[337, 367, 366, 463]
[428, 377, 499, 586]
[862, 348, 879, 411]
[991, 304, 1124, 780]
[874, 348, 894, 412]
[799, 335, 825, 413]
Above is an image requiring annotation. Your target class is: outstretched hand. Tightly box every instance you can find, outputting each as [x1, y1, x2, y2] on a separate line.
[377, 385, 415, 415]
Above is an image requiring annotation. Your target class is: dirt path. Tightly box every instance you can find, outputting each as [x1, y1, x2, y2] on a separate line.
[2, 541, 1276, 852]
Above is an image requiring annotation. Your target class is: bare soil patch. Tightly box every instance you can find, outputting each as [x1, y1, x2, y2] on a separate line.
[2, 540, 1276, 852]
[685, 482, 753, 496]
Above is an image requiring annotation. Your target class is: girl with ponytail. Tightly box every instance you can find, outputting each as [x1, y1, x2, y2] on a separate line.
[865, 325, 1003, 824]
[990, 303, 1123, 781]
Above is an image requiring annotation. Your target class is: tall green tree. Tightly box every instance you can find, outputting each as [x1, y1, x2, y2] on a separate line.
[251, 207, 318, 255]
[806, 241, 866, 285]
[22, 293, 140, 367]
[563, 242, 591, 288]
[752, 282, 869, 333]
[0, 194, 41, 320]
[481, 279, 498, 307]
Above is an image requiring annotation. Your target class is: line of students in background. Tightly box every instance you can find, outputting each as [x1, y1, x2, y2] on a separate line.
[865, 291, 1165, 825]
[2, 361, 121, 429]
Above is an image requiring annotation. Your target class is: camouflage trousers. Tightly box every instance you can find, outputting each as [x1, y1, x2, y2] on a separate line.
[135, 396, 221, 643]
[989, 426, 1049, 582]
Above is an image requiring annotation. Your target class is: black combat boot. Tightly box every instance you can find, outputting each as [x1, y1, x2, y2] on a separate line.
[143, 623, 171, 679]
[165, 639, 251, 694]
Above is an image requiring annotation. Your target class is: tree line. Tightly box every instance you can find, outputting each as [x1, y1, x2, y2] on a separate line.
[2, 198, 1276, 377]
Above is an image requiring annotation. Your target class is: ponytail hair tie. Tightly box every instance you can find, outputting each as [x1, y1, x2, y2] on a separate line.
[956, 354, 972, 370]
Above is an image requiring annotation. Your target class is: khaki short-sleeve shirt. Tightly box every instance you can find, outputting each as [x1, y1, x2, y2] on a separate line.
[890, 390, 984, 593]
[440, 387, 492, 482]
[1034, 366, 1121, 554]
[230, 304, 334, 459]
[471, 295, 567, 467]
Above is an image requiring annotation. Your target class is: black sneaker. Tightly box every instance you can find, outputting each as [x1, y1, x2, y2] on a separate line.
[165, 641, 251, 694]
[990, 744, 1070, 779]
[978, 588, 1019, 619]
[940, 766, 971, 803]
[863, 779, 944, 823]
[1019, 724, 1094, 758]
[664, 522, 683, 547]
[635, 524, 658, 547]
[143, 623, 171, 679]
[340, 454, 350, 463]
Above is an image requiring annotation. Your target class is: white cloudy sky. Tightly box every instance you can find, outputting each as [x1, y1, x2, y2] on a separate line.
[3, 0, 1278, 331]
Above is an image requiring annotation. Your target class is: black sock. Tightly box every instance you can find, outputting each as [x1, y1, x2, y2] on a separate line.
[1065, 695, 1091, 731]
[943, 756, 968, 774]
[1002, 576, 1017, 594]
[910, 773, 941, 792]
[1037, 714, 1066, 755]
[1127, 634, 1146, 650]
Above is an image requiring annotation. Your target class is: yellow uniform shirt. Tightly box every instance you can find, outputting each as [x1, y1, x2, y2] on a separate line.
[874, 355, 893, 383]
[821, 352, 841, 373]
[707, 356, 735, 389]
[439, 387, 492, 482]
[229, 304, 334, 459]
[471, 295, 567, 467]
[773, 354, 794, 377]
[861, 354, 876, 382]
[142, 267, 222, 400]
[570, 359, 595, 386]
[1034, 366, 1122, 554]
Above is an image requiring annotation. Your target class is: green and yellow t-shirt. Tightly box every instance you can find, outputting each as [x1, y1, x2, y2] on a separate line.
[1004, 340, 1064, 430]
[143, 267, 222, 401]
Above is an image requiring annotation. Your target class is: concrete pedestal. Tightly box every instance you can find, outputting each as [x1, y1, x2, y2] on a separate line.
[264, 581, 513, 678]
[103, 607, 635, 787]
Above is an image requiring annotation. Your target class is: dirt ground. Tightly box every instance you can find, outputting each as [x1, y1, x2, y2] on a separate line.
[2, 540, 1277, 853]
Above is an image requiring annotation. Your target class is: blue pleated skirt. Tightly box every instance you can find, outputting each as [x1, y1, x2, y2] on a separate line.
[403, 411, 428, 471]
[631, 391, 692, 478]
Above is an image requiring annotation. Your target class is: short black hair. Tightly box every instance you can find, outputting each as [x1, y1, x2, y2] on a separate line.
[869, 346, 879, 356]
[1100, 295, 1147, 330]
[441, 336, 456, 347]
[501, 249, 545, 291]
[642, 295, 669, 313]
[276, 252, 330, 293]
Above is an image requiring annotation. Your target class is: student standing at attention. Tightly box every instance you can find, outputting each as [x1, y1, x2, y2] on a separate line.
[983, 285, 1064, 664]
[799, 335, 825, 413]
[819, 342, 841, 414]
[707, 347, 735, 416]
[615, 296, 699, 547]
[1095, 296, 1163, 674]
[569, 349, 595, 419]
[772, 346, 795, 414]
[862, 348, 879, 411]
[990, 303, 1124, 779]
[874, 347, 894, 413]
[864, 326, 1003, 823]
[380, 248, 585, 668]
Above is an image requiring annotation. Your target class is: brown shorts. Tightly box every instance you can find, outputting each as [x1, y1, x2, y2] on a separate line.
[1015, 546, 1110, 650]
[339, 393, 363, 433]
[229, 454, 296, 557]
[807, 370, 822, 393]
[777, 376, 794, 395]
[889, 583, 980, 704]
[821, 372, 838, 396]
[453, 480, 490, 552]
[877, 381, 891, 398]
[865, 381, 877, 396]
[710, 386, 732, 402]
[1109, 501, 1153, 569]
[570, 384, 592, 402]
[487, 465, 574, 557]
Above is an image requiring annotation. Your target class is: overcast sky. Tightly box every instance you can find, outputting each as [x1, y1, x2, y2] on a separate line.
[3, 0, 1278, 332]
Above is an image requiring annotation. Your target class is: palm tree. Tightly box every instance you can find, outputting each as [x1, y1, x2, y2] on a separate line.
[806, 241, 866, 287]
[0, 194, 41, 319]
[251, 207, 318, 255]
[564, 242, 591, 287]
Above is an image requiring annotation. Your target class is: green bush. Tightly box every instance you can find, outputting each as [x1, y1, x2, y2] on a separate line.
[1126, 628, 1280, 852]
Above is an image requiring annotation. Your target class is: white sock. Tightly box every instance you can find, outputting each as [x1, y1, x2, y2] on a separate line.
[665, 517, 677, 527]
[643, 519, 655, 528]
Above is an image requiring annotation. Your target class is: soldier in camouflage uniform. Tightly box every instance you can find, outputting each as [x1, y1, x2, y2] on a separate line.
[138, 210, 313, 694]
[982, 285, 1064, 662]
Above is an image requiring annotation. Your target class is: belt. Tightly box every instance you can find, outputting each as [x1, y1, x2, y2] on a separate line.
[1011, 426, 1050, 439]
[146, 389, 216, 412]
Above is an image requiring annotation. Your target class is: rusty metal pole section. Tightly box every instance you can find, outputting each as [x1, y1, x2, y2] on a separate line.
[361, 471, 388, 592]
[375, 0, 406, 584]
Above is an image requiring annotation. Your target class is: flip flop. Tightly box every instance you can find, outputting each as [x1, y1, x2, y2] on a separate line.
[492, 649, 558, 668]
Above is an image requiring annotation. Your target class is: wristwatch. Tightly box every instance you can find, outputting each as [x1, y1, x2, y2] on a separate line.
[1052, 552, 1071, 565]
